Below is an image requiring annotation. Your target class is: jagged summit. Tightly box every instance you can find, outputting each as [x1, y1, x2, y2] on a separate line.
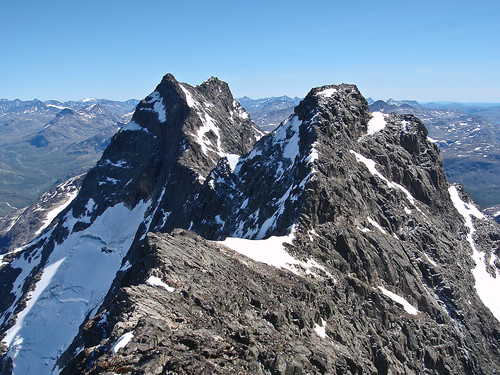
[1, 75, 499, 374]
[0, 74, 261, 374]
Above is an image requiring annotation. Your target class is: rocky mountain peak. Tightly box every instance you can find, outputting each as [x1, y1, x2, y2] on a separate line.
[56, 108, 75, 117]
[1, 75, 499, 374]
[294, 83, 370, 140]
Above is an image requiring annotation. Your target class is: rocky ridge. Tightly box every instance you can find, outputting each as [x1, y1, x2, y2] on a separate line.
[0, 75, 499, 374]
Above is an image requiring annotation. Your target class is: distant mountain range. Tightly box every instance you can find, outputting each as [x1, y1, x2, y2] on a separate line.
[237, 96, 301, 131]
[0, 98, 138, 215]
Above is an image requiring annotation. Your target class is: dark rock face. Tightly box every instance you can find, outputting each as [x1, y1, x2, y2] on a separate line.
[368, 99, 500, 208]
[1, 76, 500, 374]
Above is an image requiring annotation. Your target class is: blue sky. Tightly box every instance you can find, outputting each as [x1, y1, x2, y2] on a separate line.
[1, 0, 499, 102]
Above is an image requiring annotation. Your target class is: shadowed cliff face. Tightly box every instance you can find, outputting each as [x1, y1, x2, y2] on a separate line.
[1, 75, 500, 375]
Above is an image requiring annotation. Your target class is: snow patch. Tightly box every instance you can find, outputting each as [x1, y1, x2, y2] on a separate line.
[379, 286, 418, 315]
[214, 215, 225, 226]
[225, 154, 240, 172]
[448, 186, 500, 322]
[146, 91, 167, 123]
[308, 229, 318, 242]
[240, 199, 249, 210]
[121, 121, 144, 132]
[423, 253, 437, 267]
[111, 332, 134, 354]
[306, 142, 319, 165]
[273, 116, 302, 161]
[357, 226, 371, 233]
[367, 217, 387, 235]
[366, 112, 387, 135]
[219, 229, 332, 279]
[316, 88, 337, 98]
[314, 318, 327, 338]
[146, 276, 175, 292]
[34, 190, 78, 236]
[181, 84, 223, 156]
[180, 84, 196, 108]
[105, 159, 129, 168]
[47, 104, 68, 110]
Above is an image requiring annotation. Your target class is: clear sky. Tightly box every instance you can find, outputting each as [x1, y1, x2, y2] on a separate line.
[1, 0, 499, 102]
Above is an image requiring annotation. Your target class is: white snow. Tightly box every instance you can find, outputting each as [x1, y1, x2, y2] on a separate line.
[219, 229, 331, 278]
[85, 198, 96, 214]
[356, 226, 371, 233]
[308, 229, 318, 242]
[316, 88, 337, 98]
[404, 207, 412, 215]
[282, 117, 301, 160]
[180, 84, 196, 108]
[111, 331, 134, 354]
[378, 286, 419, 315]
[146, 91, 167, 123]
[214, 215, 225, 226]
[33, 190, 78, 236]
[225, 154, 240, 172]
[423, 253, 437, 267]
[159, 210, 171, 229]
[366, 112, 387, 135]
[3, 258, 65, 347]
[146, 275, 175, 292]
[448, 186, 500, 322]
[314, 318, 327, 338]
[120, 260, 132, 271]
[121, 121, 145, 132]
[46, 104, 68, 110]
[306, 142, 319, 166]
[367, 217, 387, 235]
[256, 185, 294, 239]
[105, 159, 129, 168]
[272, 115, 302, 161]
[350, 150, 422, 213]
[3, 200, 151, 374]
[240, 198, 249, 210]
[427, 137, 438, 143]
